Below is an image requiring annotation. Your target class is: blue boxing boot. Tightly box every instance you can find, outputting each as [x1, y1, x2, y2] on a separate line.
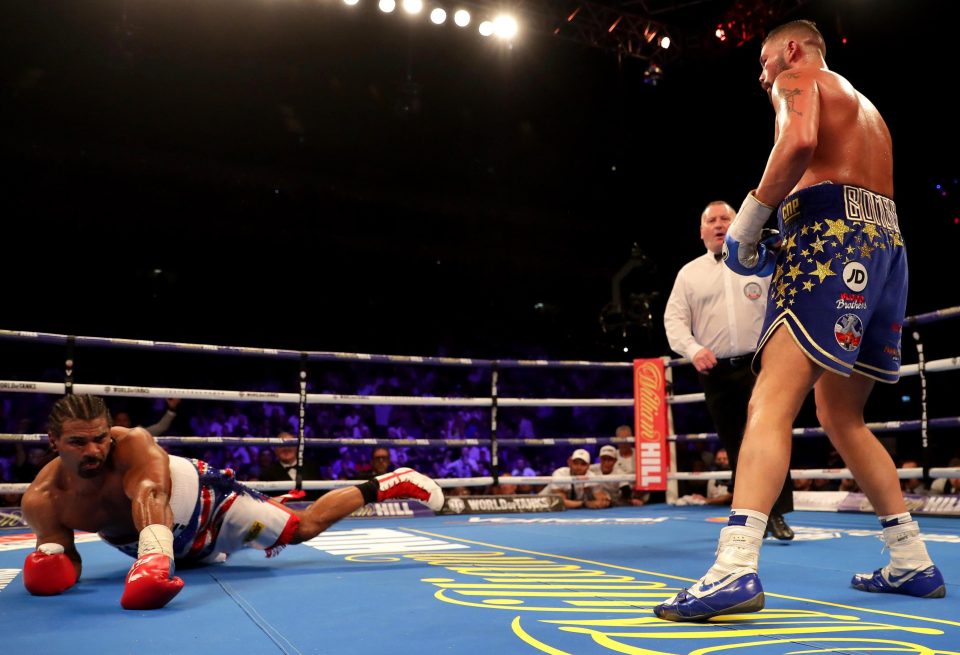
[655, 517, 766, 622]
[851, 514, 946, 599]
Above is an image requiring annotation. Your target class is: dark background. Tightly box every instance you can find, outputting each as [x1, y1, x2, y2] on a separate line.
[1, 0, 957, 361]
[1, 0, 958, 471]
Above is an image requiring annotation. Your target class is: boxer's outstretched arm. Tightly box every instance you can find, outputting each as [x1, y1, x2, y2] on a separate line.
[116, 427, 174, 530]
[21, 489, 82, 593]
[114, 428, 183, 610]
[757, 70, 820, 205]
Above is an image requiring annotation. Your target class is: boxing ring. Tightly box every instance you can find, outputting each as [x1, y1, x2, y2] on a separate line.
[0, 315, 958, 654]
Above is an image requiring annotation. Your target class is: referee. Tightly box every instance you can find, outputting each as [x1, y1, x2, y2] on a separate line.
[664, 199, 794, 540]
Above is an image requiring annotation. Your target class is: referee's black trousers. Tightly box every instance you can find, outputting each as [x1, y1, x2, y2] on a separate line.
[698, 356, 794, 515]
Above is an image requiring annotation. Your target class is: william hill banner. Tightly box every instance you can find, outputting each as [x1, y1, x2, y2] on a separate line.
[632, 358, 668, 491]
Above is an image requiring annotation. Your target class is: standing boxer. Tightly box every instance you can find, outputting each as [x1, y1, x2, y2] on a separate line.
[655, 20, 944, 622]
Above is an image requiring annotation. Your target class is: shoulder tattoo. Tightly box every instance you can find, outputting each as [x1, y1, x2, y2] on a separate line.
[779, 87, 803, 116]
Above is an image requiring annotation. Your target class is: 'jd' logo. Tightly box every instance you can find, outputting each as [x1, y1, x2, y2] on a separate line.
[843, 262, 868, 292]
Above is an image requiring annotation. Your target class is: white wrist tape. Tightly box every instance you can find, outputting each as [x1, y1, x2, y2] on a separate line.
[727, 191, 774, 244]
[137, 524, 175, 559]
[38, 543, 65, 556]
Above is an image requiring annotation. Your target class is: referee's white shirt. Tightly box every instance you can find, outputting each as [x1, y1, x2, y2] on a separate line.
[663, 251, 771, 361]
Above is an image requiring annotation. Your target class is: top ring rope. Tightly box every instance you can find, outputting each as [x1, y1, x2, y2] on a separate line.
[3, 353, 959, 406]
[2, 312, 955, 373]
[904, 305, 960, 327]
[0, 330, 633, 369]
[0, 380, 634, 407]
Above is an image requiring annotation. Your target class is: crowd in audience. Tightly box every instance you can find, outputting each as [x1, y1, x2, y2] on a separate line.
[0, 365, 636, 504]
[2, 362, 958, 508]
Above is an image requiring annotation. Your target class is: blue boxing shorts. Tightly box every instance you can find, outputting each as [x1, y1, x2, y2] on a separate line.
[102, 456, 300, 564]
[752, 183, 907, 383]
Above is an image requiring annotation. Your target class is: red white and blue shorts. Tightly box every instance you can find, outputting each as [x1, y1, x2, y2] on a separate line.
[102, 456, 300, 564]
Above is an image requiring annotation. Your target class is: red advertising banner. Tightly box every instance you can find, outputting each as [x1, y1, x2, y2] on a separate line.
[632, 358, 669, 491]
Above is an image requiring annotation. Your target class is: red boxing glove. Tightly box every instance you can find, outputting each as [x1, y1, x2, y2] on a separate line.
[120, 552, 184, 610]
[23, 543, 77, 596]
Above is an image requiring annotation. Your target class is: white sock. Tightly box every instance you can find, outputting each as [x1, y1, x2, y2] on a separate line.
[883, 521, 934, 575]
[691, 524, 764, 596]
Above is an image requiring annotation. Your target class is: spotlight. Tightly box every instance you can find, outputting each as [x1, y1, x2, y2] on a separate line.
[454, 9, 470, 27]
[478, 20, 494, 37]
[715, 26, 726, 41]
[344, 0, 359, 5]
[493, 14, 518, 39]
[430, 7, 446, 24]
[659, 35, 670, 49]
[402, 0, 422, 14]
[379, 0, 396, 13]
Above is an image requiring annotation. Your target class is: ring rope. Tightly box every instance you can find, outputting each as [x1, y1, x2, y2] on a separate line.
[4, 361, 959, 408]
[1, 307, 955, 372]
[2, 307, 957, 503]
[0, 380, 634, 407]
[4, 415, 959, 447]
[0, 329, 635, 370]
[904, 305, 960, 327]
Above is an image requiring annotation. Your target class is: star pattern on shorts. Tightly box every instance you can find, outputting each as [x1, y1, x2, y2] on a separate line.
[822, 218, 854, 244]
[861, 223, 881, 242]
[771, 213, 905, 304]
[774, 279, 789, 298]
[808, 258, 836, 283]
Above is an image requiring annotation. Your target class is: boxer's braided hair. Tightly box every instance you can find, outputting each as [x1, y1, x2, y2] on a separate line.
[48, 394, 112, 436]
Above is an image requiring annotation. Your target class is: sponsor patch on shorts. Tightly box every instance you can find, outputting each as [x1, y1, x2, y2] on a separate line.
[743, 282, 763, 300]
[842, 261, 868, 292]
[836, 292, 867, 310]
[834, 314, 863, 352]
[243, 521, 265, 543]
